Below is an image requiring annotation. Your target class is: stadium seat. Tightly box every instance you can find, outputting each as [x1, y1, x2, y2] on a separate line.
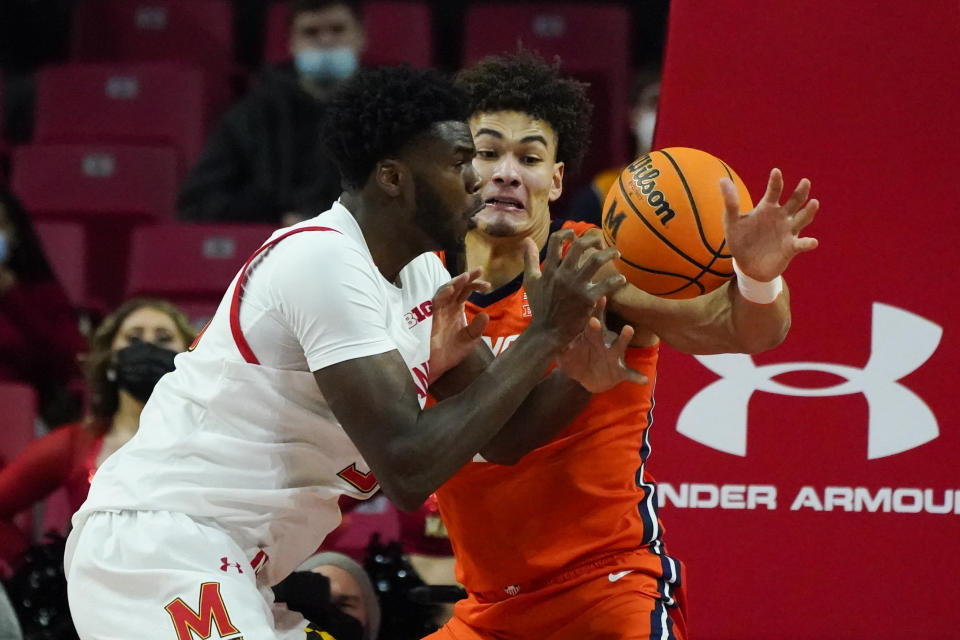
[264, 1, 432, 67]
[33, 222, 89, 311]
[70, 0, 235, 112]
[463, 3, 632, 189]
[11, 143, 178, 309]
[33, 62, 207, 173]
[0, 383, 38, 536]
[11, 144, 177, 223]
[125, 223, 276, 325]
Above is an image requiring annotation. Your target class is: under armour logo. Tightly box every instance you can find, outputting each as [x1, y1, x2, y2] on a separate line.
[679, 303, 942, 459]
[220, 557, 243, 573]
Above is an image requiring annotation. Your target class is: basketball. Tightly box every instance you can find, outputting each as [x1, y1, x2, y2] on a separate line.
[601, 147, 753, 298]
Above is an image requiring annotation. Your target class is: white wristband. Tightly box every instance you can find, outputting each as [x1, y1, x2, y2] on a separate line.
[732, 259, 783, 304]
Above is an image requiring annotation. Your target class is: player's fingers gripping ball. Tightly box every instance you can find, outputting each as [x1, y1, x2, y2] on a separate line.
[601, 147, 753, 298]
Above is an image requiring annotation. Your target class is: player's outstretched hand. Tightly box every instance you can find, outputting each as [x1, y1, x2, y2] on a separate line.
[522, 229, 627, 351]
[428, 267, 490, 383]
[722, 168, 820, 281]
[557, 297, 647, 393]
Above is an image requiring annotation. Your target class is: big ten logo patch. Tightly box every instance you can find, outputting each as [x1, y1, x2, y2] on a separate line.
[405, 300, 434, 329]
[165, 582, 243, 640]
[521, 292, 532, 318]
[679, 303, 943, 459]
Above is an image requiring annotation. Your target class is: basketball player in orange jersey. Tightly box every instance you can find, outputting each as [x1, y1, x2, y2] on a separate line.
[423, 52, 820, 640]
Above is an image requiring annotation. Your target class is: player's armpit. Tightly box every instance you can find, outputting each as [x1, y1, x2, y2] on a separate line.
[608, 278, 791, 355]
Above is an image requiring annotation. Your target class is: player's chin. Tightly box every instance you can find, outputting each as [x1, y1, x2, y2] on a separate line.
[473, 210, 528, 238]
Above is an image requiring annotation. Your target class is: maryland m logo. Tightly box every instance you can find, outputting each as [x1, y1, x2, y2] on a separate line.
[165, 582, 242, 640]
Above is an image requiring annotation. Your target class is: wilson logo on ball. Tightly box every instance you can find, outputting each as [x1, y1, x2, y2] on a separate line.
[602, 147, 750, 299]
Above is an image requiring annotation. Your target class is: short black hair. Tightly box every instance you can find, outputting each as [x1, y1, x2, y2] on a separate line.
[289, 0, 363, 24]
[321, 65, 469, 189]
[456, 51, 592, 174]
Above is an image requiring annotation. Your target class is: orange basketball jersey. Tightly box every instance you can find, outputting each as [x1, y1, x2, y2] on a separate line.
[436, 221, 665, 595]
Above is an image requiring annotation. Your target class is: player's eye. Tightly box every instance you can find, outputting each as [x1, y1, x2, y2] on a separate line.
[476, 149, 497, 159]
[523, 156, 542, 165]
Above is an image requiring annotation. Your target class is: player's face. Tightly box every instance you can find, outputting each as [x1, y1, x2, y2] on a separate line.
[408, 121, 484, 248]
[289, 6, 365, 56]
[469, 110, 564, 238]
[310, 565, 368, 627]
[112, 307, 187, 353]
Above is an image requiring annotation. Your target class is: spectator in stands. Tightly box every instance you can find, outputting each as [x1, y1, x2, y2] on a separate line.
[0, 186, 85, 426]
[0, 298, 193, 571]
[274, 551, 380, 640]
[565, 67, 661, 226]
[177, 0, 366, 227]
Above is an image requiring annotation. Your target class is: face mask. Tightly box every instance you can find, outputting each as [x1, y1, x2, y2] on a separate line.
[112, 339, 178, 403]
[0, 232, 7, 265]
[294, 46, 359, 82]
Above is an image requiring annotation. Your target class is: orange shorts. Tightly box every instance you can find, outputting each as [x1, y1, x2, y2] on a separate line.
[423, 548, 687, 640]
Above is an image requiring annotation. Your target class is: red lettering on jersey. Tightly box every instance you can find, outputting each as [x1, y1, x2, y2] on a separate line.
[165, 582, 240, 640]
[412, 361, 431, 399]
[338, 463, 379, 493]
[404, 300, 435, 328]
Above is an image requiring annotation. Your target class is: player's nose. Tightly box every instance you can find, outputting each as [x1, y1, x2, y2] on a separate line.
[492, 154, 521, 187]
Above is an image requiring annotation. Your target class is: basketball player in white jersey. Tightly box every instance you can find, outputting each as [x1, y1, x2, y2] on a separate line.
[64, 66, 632, 639]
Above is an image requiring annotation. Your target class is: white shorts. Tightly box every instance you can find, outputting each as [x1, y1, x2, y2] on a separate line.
[65, 510, 307, 640]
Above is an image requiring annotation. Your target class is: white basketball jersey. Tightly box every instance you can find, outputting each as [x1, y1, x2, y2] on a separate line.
[71, 203, 449, 584]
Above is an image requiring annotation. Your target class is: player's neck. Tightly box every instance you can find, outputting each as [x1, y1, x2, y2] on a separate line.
[464, 221, 550, 290]
[342, 191, 430, 285]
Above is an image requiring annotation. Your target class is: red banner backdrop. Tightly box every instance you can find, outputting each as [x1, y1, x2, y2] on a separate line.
[650, 1, 960, 638]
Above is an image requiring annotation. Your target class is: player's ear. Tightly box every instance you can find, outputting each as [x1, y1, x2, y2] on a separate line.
[549, 161, 565, 202]
[375, 159, 404, 197]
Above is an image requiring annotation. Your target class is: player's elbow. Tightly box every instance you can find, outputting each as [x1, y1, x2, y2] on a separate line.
[740, 315, 791, 354]
[374, 456, 438, 513]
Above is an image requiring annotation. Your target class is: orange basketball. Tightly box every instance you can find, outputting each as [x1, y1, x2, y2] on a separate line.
[601, 147, 753, 298]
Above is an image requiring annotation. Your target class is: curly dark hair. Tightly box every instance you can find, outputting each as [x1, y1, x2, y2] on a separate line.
[321, 65, 469, 189]
[455, 51, 593, 174]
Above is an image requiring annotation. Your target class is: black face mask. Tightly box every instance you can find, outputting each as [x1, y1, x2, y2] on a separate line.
[112, 339, 178, 403]
[273, 572, 365, 640]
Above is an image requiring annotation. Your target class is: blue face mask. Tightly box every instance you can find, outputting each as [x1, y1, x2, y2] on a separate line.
[294, 47, 358, 82]
[0, 233, 8, 265]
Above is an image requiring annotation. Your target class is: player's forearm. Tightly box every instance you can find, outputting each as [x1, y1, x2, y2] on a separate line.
[390, 331, 564, 509]
[610, 280, 791, 355]
[477, 370, 591, 465]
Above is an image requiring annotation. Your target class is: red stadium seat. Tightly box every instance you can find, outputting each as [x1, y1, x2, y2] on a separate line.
[33, 62, 207, 173]
[264, 1, 432, 67]
[125, 223, 276, 325]
[11, 144, 177, 223]
[11, 143, 178, 309]
[0, 383, 38, 536]
[463, 3, 632, 190]
[70, 0, 235, 112]
[33, 222, 89, 311]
